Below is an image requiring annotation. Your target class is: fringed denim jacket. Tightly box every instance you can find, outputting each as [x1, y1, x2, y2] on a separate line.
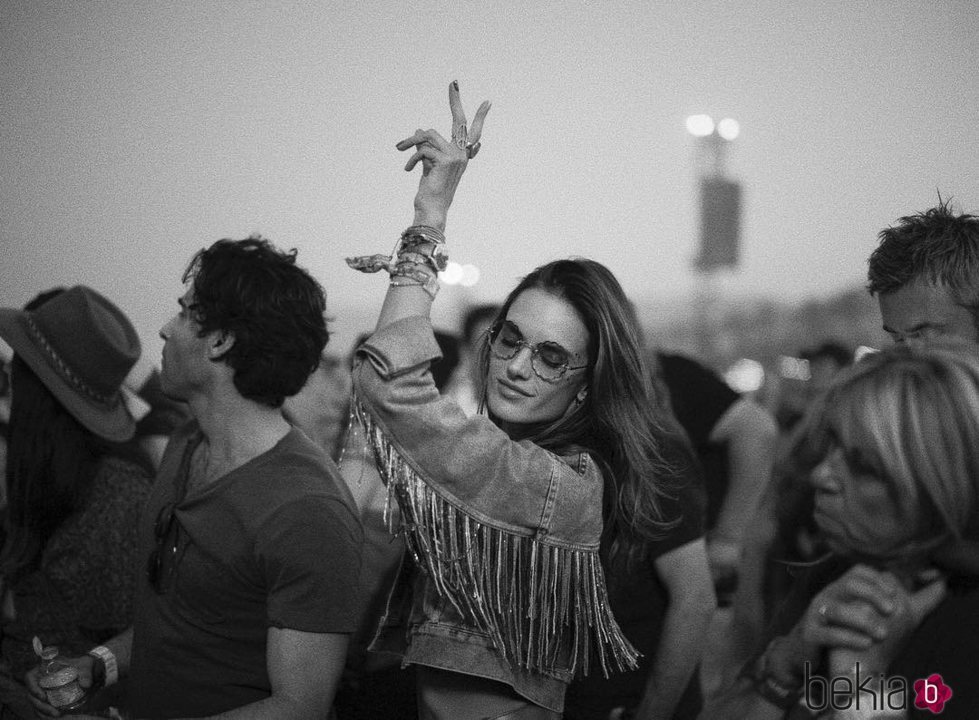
[352, 316, 637, 713]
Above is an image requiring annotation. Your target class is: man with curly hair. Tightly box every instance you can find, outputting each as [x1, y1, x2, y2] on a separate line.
[28, 237, 363, 719]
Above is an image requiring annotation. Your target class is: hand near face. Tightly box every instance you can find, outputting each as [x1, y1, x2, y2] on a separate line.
[792, 564, 945, 678]
[396, 81, 490, 229]
[797, 564, 904, 655]
[825, 569, 946, 677]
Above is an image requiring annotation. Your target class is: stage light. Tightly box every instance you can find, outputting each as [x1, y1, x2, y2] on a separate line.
[717, 118, 740, 141]
[685, 114, 715, 137]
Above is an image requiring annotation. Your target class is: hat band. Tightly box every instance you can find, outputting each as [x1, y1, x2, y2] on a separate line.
[25, 316, 121, 410]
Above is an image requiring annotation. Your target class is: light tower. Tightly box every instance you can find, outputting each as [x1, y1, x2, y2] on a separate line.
[686, 115, 742, 273]
[686, 114, 742, 360]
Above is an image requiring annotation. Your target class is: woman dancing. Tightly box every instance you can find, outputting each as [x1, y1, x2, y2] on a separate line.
[347, 82, 682, 719]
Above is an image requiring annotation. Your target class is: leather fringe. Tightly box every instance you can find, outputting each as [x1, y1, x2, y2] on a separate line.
[353, 398, 640, 679]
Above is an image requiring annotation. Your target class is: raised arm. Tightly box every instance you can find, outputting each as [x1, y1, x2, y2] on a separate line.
[347, 81, 489, 333]
[401, 80, 490, 233]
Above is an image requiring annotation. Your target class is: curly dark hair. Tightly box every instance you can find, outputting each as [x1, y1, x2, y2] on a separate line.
[183, 236, 328, 408]
[867, 199, 979, 322]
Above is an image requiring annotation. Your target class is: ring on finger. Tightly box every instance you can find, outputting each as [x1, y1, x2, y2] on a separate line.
[465, 141, 481, 159]
[452, 122, 468, 150]
[817, 603, 829, 621]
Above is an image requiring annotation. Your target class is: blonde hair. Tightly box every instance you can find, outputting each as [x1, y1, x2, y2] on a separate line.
[806, 342, 979, 563]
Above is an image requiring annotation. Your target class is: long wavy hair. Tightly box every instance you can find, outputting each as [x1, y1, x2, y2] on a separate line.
[476, 259, 689, 561]
[0, 358, 146, 580]
[800, 342, 979, 567]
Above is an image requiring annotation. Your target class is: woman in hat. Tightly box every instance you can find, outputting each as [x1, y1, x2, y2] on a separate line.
[347, 83, 689, 719]
[0, 286, 153, 718]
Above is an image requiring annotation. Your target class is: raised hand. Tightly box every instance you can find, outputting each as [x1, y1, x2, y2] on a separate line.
[396, 81, 491, 230]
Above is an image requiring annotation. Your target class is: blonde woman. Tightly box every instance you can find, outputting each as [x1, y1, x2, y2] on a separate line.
[702, 342, 979, 719]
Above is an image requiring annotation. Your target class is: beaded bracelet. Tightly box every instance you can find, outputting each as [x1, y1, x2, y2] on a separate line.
[389, 267, 439, 298]
[391, 261, 437, 283]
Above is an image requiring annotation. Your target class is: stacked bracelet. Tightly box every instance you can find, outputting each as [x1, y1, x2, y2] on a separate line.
[345, 225, 448, 300]
[401, 224, 445, 245]
[397, 229, 448, 272]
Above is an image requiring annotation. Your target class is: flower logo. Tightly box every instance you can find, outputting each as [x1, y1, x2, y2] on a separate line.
[914, 673, 952, 714]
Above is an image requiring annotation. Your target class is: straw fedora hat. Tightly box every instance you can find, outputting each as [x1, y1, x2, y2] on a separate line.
[0, 285, 141, 442]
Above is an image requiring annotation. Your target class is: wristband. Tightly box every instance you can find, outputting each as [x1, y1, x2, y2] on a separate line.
[88, 645, 118, 687]
[748, 638, 805, 710]
[752, 670, 802, 711]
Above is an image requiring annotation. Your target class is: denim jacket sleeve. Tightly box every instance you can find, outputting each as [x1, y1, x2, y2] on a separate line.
[352, 315, 639, 679]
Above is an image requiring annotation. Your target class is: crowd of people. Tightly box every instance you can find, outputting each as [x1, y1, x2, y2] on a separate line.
[0, 82, 977, 720]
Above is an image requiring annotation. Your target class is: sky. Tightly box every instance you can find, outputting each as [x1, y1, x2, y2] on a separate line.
[2, 0, 977, 378]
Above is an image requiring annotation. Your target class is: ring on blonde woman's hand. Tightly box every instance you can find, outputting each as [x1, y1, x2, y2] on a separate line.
[817, 603, 829, 621]
[452, 122, 468, 149]
[466, 141, 481, 159]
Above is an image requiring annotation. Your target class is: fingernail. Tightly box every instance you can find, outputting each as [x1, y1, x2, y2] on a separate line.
[452, 80, 459, 91]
